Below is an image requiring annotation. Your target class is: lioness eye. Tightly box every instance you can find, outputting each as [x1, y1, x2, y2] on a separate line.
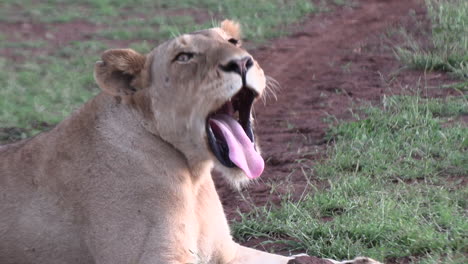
[174, 52, 194, 62]
[228, 38, 239, 45]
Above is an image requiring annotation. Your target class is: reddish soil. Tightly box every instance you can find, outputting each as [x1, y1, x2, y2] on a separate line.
[0, 20, 100, 61]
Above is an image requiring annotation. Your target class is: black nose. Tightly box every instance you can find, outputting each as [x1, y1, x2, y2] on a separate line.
[219, 57, 254, 79]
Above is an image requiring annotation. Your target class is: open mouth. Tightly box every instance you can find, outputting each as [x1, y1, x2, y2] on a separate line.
[206, 87, 264, 179]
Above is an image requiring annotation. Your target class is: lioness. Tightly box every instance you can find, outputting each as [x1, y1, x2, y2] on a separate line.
[0, 21, 381, 264]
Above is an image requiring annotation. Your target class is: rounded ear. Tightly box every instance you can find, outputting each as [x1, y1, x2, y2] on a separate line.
[221, 19, 242, 40]
[94, 49, 147, 100]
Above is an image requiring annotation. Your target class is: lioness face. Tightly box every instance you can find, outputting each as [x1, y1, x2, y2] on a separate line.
[95, 21, 266, 186]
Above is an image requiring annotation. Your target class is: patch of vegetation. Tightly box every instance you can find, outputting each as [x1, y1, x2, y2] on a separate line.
[98, 16, 209, 41]
[0, 50, 98, 135]
[0, 40, 47, 49]
[396, 0, 468, 79]
[232, 95, 467, 263]
[322, 95, 467, 181]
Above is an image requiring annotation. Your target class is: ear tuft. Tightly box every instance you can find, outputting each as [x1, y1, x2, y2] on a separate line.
[221, 19, 241, 39]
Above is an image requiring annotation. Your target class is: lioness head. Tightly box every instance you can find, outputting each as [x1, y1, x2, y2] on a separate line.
[94, 20, 266, 187]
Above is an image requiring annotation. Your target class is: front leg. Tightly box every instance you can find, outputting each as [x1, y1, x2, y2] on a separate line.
[289, 256, 383, 264]
[226, 245, 293, 264]
[226, 244, 383, 264]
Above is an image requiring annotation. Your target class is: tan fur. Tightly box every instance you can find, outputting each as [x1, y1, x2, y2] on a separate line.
[94, 49, 148, 103]
[0, 20, 382, 264]
[221, 19, 242, 39]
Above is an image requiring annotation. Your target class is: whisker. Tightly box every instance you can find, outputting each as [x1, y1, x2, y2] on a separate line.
[262, 75, 280, 104]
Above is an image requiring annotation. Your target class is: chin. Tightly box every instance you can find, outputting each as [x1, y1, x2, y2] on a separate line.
[213, 162, 253, 190]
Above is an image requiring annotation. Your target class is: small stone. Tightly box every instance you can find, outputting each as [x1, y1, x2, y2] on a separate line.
[45, 32, 55, 39]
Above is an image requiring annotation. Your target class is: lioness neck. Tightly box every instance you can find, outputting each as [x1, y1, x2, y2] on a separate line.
[2, 92, 212, 186]
[78, 93, 213, 183]
[0, 93, 235, 263]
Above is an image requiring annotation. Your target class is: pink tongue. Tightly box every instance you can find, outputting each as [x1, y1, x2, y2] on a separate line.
[209, 114, 264, 179]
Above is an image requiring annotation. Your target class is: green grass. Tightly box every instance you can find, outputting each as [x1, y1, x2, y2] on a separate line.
[0, 44, 100, 135]
[321, 95, 467, 180]
[396, 0, 468, 79]
[0, 40, 47, 49]
[232, 94, 467, 263]
[98, 16, 209, 41]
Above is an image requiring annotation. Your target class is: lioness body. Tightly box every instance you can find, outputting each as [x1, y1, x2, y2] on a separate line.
[1, 94, 236, 263]
[0, 21, 381, 264]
